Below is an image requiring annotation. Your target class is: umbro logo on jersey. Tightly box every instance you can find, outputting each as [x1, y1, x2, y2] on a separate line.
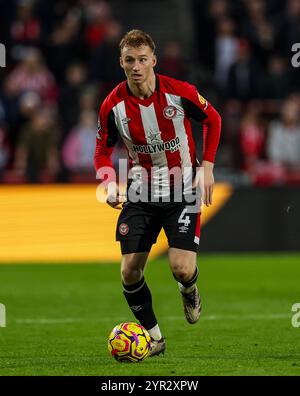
[122, 117, 131, 124]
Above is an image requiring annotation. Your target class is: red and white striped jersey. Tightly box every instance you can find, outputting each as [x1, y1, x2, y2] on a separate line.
[94, 74, 221, 192]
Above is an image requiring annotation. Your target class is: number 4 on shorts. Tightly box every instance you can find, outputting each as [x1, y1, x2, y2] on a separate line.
[178, 208, 191, 227]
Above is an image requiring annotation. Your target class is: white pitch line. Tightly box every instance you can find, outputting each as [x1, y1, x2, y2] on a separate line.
[13, 314, 291, 325]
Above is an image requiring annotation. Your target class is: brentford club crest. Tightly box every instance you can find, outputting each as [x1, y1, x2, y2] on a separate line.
[119, 223, 129, 235]
[163, 105, 177, 119]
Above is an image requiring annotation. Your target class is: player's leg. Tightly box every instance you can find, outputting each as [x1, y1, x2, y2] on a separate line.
[163, 203, 202, 324]
[121, 247, 165, 356]
[121, 250, 160, 338]
[168, 247, 201, 324]
[116, 202, 165, 355]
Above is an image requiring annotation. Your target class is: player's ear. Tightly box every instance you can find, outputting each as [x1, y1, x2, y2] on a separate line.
[120, 56, 124, 69]
[152, 54, 157, 68]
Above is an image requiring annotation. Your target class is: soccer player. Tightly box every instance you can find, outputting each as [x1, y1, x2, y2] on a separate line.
[94, 30, 221, 356]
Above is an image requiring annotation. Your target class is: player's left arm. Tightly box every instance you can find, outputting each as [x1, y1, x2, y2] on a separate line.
[199, 96, 222, 206]
[182, 87, 222, 206]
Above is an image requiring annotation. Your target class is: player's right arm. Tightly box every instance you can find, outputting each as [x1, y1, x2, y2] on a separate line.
[94, 100, 123, 209]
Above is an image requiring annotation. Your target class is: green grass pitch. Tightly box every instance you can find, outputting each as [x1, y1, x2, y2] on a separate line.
[0, 254, 300, 376]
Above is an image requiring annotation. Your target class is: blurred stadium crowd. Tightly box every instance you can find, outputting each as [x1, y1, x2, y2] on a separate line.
[193, 0, 300, 185]
[0, 0, 300, 185]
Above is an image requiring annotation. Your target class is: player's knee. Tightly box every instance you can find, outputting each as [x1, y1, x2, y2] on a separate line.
[121, 267, 142, 285]
[169, 249, 197, 283]
[121, 254, 145, 284]
[174, 270, 192, 283]
[171, 263, 194, 283]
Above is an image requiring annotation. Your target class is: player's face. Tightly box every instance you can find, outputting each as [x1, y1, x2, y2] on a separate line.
[120, 45, 157, 84]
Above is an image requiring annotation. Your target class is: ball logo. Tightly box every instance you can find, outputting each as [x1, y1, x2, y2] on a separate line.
[163, 105, 177, 119]
[119, 223, 129, 235]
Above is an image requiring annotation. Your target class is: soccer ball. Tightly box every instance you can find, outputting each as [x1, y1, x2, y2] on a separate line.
[108, 322, 151, 362]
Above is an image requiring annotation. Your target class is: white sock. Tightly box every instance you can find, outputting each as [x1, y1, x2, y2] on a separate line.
[147, 324, 162, 340]
[179, 282, 196, 294]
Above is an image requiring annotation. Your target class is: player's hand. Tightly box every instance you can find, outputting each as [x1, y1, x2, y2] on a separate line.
[106, 185, 126, 210]
[201, 160, 214, 207]
[106, 195, 126, 210]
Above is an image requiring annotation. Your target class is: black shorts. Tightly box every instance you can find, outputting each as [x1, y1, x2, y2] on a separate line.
[116, 201, 201, 254]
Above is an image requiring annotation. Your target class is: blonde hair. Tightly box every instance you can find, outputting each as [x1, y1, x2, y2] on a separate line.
[119, 29, 155, 53]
